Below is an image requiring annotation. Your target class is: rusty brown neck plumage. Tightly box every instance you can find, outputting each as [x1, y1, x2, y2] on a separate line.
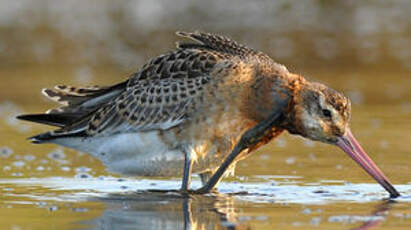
[279, 73, 309, 136]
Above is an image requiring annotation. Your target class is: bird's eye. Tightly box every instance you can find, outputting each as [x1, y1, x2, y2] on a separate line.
[322, 109, 332, 118]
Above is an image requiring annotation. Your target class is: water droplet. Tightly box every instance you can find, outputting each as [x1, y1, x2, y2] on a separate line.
[36, 166, 45, 171]
[302, 208, 311, 214]
[11, 172, 23, 177]
[75, 166, 91, 173]
[255, 215, 268, 221]
[60, 166, 70, 172]
[71, 207, 89, 213]
[12, 161, 25, 167]
[36, 202, 48, 207]
[285, 157, 296, 165]
[48, 206, 59, 212]
[75, 173, 91, 179]
[3, 166, 11, 171]
[0, 146, 13, 158]
[24, 155, 36, 161]
[11, 225, 22, 230]
[47, 148, 66, 162]
[310, 217, 322, 226]
[328, 215, 384, 223]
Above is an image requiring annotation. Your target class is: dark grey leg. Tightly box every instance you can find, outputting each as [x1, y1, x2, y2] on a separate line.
[199, 171, 212, 186]
[182, 198, 193, 230]
[193, 111, 284, 194]
[181, 150, 195, 191]
[199, 171, 219, 192]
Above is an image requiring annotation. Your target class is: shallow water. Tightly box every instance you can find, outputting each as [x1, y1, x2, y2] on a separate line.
[0, 177, 410, 230]
[1, 66, 411, 229]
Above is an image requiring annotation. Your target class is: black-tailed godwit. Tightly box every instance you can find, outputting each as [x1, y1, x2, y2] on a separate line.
[17, 31, 400, 197]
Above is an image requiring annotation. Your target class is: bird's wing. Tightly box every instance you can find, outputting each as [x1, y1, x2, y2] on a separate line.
[86, 76, 211, 135]
[85, 31, 262, 136]
[126, 31, 262, 87]
[31, 31, 266, 138]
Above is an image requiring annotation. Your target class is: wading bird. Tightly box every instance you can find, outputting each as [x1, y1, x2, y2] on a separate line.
[18, 31, 400, 197]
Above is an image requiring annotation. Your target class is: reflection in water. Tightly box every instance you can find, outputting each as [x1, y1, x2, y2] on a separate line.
[83, 191, 398, 230]
[86, 192, 246, 230]
[0, 177, 409, 230]
[350, 201, 393, 230]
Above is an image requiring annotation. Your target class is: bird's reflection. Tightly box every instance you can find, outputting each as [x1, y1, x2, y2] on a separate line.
[83, 191, 248, 230]
[80, 189, 397, 230]
[350, 200, 395, 230]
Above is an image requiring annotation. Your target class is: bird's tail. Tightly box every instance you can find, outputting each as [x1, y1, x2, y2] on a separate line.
[17, 80, 128, 143]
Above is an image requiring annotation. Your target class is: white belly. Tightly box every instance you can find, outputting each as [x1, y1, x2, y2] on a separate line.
[52, 131, 187, 176]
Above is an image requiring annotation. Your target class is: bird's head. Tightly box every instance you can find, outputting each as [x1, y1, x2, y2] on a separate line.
[289, 82, 400, 198]
[293, 82, 351, 144]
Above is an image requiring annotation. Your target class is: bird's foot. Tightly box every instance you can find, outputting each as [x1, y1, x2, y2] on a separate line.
[174, 188, 219, 195]
[187, 187, 219, 195]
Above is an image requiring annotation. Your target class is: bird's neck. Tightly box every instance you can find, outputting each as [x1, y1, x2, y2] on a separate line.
[279, 73, 309, 135]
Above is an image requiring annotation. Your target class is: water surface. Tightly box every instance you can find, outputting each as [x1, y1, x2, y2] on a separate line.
[0, 67, 410, 229]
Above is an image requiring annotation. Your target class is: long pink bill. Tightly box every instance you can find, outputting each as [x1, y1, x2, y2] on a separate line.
[336, 128, 400, 198]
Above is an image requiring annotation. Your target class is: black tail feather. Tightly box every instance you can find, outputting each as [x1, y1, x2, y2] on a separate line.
[16, 113, 79, 127]
[29, 132, 54, 144]
[28, 129, 88, 143]
[18, 80, 128, 144]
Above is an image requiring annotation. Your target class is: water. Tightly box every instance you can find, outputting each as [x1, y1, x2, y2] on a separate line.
[1, 85, 411, 229]
[0, 177, 410, 229]
[1, 69, 411, 230]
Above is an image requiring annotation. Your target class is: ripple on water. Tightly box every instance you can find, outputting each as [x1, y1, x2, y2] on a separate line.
[60, 166, 71, 172]
[0, 146, 13, 158]
[23, 155, 36, 161]
[47, 148, 68, 164]
[75, 166, 91, 173]
[75, 173, 92, 179]
[0, 177, 409, 205]
[328, 215, 385, 223]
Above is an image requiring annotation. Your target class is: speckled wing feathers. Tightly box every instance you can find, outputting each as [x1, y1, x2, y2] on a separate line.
[176, 31, 256, 56]
[41, 83, 125, 115]
[87, 32, 245, 135]
[88, 77, 209, 135]
[47, 31, 267, 137]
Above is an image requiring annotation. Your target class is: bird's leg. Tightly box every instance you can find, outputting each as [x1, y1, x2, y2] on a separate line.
[193, 111, 283, 194]
[199, 171, 212, 186]
[199, 171, 218, 193]
[181, 149, 195, 192]
[182, 198, 193, 230]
